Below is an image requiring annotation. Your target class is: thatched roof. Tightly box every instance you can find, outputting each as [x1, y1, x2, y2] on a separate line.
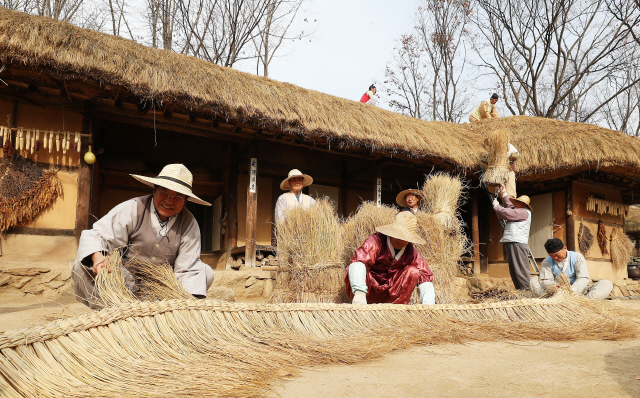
[1, 8, 640, 181]
[626, 206, 640, 234]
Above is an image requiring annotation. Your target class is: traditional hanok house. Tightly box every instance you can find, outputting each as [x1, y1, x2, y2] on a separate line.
[463, 117, 640, 283]
[0, 8, 483, 297]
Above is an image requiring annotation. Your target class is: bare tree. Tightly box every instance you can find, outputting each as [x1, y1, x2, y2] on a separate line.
[252, 0, 310, 77]
[384, 0, 471, 122]
[384, 34, 431, 119]
[472, 0, 640, 122]
[145, 0, 179, 49]
[606, 0, 640, 45]
[106, 0, 136, 39]
[415, 0, 471, 122]
[1, 0, 32, 13]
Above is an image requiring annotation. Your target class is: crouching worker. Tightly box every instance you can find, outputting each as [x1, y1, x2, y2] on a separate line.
[345, 211, 435, 305]
[530, 238, 613, 300]
[72, 164, 215, 309]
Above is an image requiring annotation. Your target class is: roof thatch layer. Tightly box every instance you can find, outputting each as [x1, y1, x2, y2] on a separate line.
[0, 8, 482, 169]
[1, 9, 639, 180]
[465, 117, 640, 180]
[626, 206, 640, 234]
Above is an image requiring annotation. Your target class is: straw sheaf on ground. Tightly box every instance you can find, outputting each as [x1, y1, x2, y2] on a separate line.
[0, 8, 482, 169]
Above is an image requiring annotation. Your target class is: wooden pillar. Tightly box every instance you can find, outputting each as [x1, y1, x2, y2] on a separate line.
[244, 141, 258, 267]
[271, 177, 279, 245]
[565, 180, 576, 251]
[225, 143, 239, 268]
[375, 164, 382, 207]
[341, 161, 348, 217]
[75, 112, 94, 242]
[472, 189, 481, 275]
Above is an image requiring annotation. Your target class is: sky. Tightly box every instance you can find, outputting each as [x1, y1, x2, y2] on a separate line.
[233, 0, 421, 110]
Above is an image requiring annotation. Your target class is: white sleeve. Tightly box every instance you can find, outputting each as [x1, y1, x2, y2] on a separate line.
[173, 216, 209, 296]
[571, 253, 590, 294]
[76, 199, 139, 266]
[507, 143, 519, 158]
[538, 258, 555, 289]
[275, 194, 287, 223]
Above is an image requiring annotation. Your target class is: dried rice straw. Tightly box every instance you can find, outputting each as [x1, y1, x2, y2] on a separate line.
[611, 227, 634, 271]
[480, 128, 510, 186]
[421, 172, 466, 231]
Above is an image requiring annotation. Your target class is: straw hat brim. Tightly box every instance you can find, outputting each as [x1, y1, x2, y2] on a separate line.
[395, 189, 424, 208]
[131, 174, 211, 206]
[511, 197, 532, 211]
[280, 174, 313, 190]
[375, 224, 426, 245]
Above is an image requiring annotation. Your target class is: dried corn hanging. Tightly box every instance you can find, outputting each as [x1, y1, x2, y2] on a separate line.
[62, 132, 67, 154]
[34, 130, 40, 152]
[48, 132, 53, 153]
[30, 130, 35, 154]
[43, 129, 48, 149]
[25, 130, 31, 152]
[0, 126, 4, 147]
[55, 132, 60, 152]
[586, 196, 629, 217]
[75, 132, 80, 152]
[18, 129, 25, 151]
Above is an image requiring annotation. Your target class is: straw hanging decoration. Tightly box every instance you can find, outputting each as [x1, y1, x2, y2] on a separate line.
[578, 221, 594, 254]
[480, 128, 511, 186]
[0, 142, 63, 234]
[597, 220, 608, 256]
[610, 227, 633, 271]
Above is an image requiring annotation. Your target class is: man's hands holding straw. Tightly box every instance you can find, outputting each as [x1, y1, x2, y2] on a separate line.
[91, 252, 111, 276]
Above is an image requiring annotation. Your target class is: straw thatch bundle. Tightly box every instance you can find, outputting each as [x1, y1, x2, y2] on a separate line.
[340, 201, 397, 264]
[611, 227, 634, 271]
[625, 205, 640, 234]
[0, 280, 637, 398]
[421, 172, 466, 230]
[480, 128, 511, 186]
[271, 198, 347, 303]
[0, 147, 63, 234]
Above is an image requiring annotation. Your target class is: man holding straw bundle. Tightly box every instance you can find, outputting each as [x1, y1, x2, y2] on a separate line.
[345, 211, 435, 305]
[492, 187, 532, 290]
[72, 164, 214, 309]
[531, 238, 613, 299]
[469, 93, 500, 122]
[396, 189, 423, 214]
[275, 169, 316, 223]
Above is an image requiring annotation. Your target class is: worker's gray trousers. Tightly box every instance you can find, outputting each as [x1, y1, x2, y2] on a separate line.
[530, 277, 613, 300]
[504, 242, 531, 290]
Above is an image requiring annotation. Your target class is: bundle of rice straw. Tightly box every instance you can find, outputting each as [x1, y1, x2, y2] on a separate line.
[0, 271, 638, 397]
[421, 172, 466, 230]
[271, 198, 347, 303]
[597, 220, 609, 255]
[480, 128, 510, 186]
[611, 227, 634, 271]
[469, 287, 523, 303]
[340, 201, 397, 265]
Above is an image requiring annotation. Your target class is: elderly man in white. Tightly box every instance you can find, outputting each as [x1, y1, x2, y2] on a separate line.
[274, 169, 316, 223]
[72, 164, 214, 309]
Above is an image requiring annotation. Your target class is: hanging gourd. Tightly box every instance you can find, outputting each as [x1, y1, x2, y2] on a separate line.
[84, 145, 96, 165]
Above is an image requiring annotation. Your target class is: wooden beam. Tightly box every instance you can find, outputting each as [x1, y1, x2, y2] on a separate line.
[341, 161, 348, 217]
[472, 189, 481, 275]
[565, 180, 576, 251]
[271, 177, 279, 245]
[224, 143, 239, 268]
[75, 111, 94, 242]
[245, 141, 259, 268]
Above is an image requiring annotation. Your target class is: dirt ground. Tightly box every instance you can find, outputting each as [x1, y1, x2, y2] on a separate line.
[2, 294, 640, 398]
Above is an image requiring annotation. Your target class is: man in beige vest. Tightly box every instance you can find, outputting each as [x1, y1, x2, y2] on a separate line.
[274, 169, 316, 223]
[72, 164, 214, 309]
[469, 93, 500, 122]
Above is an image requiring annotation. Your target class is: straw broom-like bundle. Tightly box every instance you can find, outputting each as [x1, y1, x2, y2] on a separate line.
[480, 128, 511, 186]
[421, 172, 466, 230]
[340, 201, 397, 265]
[271, 198, 346, 303]
[0, 280, 638, 398]
[611, 227, 634, 271]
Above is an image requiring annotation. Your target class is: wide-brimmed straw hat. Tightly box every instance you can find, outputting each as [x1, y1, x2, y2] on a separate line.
[396, 189, 424, 208]
[375, 211, 426, 245]
[511, 195, 532, 211]
[280, 169, 313, 190]
[131, 164, 211, 206]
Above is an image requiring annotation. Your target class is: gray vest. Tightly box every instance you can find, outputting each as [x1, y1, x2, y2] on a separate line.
[500, 209, 531, 244]
[126, 195, 194, 265]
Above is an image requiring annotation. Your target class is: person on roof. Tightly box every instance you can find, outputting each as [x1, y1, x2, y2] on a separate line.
[469, 93, 499, 122]
[360, 84, 378, 106]
[72, 164, 214, 309]
[396, 189, 424, 214]
[492, 187, 532, 290]
[345, 211, 435, 305]
[274, 169, 316, 223]
[530, 238, 613, 299]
